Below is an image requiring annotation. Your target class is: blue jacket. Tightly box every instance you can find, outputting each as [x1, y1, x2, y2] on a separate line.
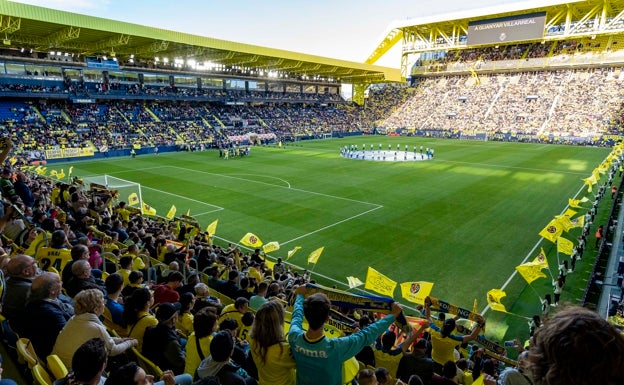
[287, 294, 396, 385]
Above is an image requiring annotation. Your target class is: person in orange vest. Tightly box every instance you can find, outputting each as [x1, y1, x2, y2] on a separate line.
[595, 225, 604, 248]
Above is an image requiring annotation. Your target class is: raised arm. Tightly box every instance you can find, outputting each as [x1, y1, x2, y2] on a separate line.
[401, 320, 430, 353]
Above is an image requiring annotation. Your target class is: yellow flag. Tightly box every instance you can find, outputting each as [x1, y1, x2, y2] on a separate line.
[239, 232, 263, 248]
[472, 299, 478, 313]
[516, 262, 547, 284]
[487, 289, 507, 313]
[186, 209, 190, 216]
[141, 202, 156, 216]
[570, 215, 584, 229]
[532, 247, 549, 270]
[562, 208, 577, 218]
[539, 218, 564, 243]
[347, 276, 363, 289]
[287, 246, 301, 261]
[262, 241, 280, 254]
[400, 281, 434, 304]
[554, 215, 573, 232]
[165, 205, 177, 220]
[365, 267, 397, 298]
[49, 169, 58, 176]
[57, 169, 65, 179]
[307, 247, 324, 264]
[557, 237, 575, 255]
[35, 166, 47, 175]
[68, 166, 74, 177]
[128, 193, 140, 206]
[206, 219, 218, 236]
[568, 198, 583, 208]
[583, 174, 598, 193]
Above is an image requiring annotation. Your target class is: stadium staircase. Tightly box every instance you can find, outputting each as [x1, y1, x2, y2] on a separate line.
[30, 106, 46, 122]
[143, 106, 161, 122]
[60, 110, 72, 123]
[113, 106, 131, 124]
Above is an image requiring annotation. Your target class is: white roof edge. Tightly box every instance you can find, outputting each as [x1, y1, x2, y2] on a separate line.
[389, 0, 583, 29]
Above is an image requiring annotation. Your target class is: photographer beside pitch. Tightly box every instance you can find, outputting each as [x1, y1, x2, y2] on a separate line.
[288, 285, 403, 385]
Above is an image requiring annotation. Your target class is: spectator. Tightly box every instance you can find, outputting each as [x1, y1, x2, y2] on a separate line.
[249, 281, 268, 310]
[2, 254, 38, 333]
[143, 302, 186, 375]
[396, 321, 433, 385]
[530, 306, 624, 385]
[122, 287, 158, 351]
[288, 286, 402, 385]
[176, 292, 195, 338]
[193, 282, 222, 314]
[103, 273, 127, 337]
[54, 338, 108, 385]
[425, 301, 482, 374]
[153, 271, 183, 305]
[22, 272, 73, 359]
[249, 300, 296, 385]
[184, 307, 219, 378]
[196, 330, 257, 384]
[65, 260, 105, 298]
[105, 362, 192, 385]
[52, 288, 137, 368]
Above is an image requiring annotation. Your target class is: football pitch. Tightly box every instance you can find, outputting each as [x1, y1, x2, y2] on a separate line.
[55, 137, 611, 342]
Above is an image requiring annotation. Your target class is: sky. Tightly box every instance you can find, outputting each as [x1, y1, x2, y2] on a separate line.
[10, 0, 533, 67]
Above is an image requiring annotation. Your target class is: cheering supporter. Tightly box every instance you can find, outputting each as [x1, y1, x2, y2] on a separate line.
[2, 254, 38, 332]
[184, 307, 219, 378]
[122, 287, 158, 351]
[424, 302, 483, 374]
[288, 285, 403, 385]
[52, 288, 137, 368]
[396, 321, 433, 385]
[22, 272, 73, 358]
[249, 300, 296, 385]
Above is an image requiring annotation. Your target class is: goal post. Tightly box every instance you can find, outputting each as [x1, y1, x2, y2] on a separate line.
[82, 174, 144, 212]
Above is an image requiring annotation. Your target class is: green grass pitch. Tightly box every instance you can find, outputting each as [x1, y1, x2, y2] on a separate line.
[54, 137, 611, 343]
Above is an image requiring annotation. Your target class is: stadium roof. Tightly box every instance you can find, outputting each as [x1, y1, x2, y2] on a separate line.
[366, 0, 624, 65]
[0, 1, 401, 83]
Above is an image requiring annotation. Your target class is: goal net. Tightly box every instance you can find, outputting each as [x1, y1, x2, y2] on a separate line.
[82, 174, 144, 212]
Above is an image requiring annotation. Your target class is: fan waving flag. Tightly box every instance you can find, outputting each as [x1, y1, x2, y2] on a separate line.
[570, 215, 584, 229]
[568, 198, 584, 208]
[400, 281, 434, 304]
[206, 219, 218, 236]
[346, 276, 364, 289]
[128, 193, 140, 207]
[141, 202, 156, 216]
[307, 247, 324, 264]
[286, 246, 301, 261]
[365, 267, 397, 298]
[240, 233, 263, 248]
[487, 289, 507, 313]
[516, 262, 547, 284]
[262, 241, 280, 254]
[557, 237, 575, 255]
[165, 205, 176, 220]
[539, 218, 564, 243]
[532, 247, 549, 270]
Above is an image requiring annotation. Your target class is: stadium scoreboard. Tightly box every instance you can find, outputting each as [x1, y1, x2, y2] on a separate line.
[467, 12, 546, 46]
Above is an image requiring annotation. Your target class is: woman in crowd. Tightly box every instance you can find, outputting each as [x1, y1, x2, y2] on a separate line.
[249, 300, 296, 385]
[52, 288, 137, 368]
[123, 287, 158, 351]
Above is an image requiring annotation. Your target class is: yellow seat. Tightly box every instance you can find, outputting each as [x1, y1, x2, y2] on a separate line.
[131, 347, 163, 378]
[47, 354, 68, 380]
[16, 337, 39, 369]
[32, 363, 53, 385]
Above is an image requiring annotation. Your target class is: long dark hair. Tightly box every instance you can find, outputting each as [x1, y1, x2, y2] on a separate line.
[122, 287, 151, 325]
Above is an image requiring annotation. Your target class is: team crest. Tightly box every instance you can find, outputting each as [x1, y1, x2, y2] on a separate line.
[546, 225, 557, 234]
[410, 283, 421, 294]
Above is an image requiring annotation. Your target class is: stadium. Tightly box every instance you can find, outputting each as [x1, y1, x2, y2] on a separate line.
[0, 0, 622, 383]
